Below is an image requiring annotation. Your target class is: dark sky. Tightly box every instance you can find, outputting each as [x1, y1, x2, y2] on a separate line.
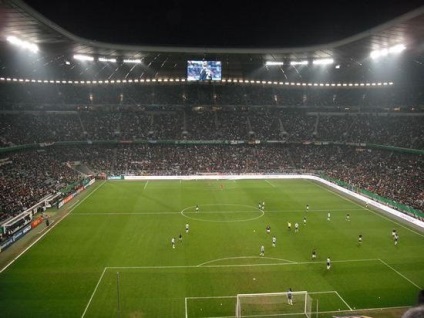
[23, 0, 424, 48]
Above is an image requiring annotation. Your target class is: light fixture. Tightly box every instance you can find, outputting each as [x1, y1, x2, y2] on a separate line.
[7, 35, 38, 53]
[265, 61, 284, 66]
[312, 58, 334, 65]
[98, 57, 117, 63]
[123, 59, 142, 64]
[370, 44, 406, 59]
[290, 60, 309, 66]
[73, 54, 94, 61]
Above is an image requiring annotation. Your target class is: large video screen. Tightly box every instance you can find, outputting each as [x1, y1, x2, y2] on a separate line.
[187, 60, 222, 81]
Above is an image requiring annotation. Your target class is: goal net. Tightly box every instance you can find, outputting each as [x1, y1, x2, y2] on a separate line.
[235, 291, 312, 317]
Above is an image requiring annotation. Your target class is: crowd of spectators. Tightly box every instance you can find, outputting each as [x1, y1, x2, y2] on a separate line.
[0, 82, 423, 219]
[0, 150, 82, 215]
[1, 82, 424, 110]
[0, 108, 423, 148]
[0, 144, 422, 216]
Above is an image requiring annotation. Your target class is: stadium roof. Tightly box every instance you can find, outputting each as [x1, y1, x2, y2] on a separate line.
[1, 0, 424, 82]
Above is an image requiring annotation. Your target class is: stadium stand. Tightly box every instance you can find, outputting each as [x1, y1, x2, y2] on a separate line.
[0, 82, 423, 221]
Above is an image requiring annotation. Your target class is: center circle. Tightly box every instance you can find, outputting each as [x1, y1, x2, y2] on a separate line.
[180, 204, 264, 222]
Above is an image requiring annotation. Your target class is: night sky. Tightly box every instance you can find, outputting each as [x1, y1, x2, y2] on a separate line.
[23, 0, 424, 48]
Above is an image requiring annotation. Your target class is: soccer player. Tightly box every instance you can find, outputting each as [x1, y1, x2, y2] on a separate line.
[303, 216, 307, 225]
[306, 204, 309, 212]
[346, 213, 350, 221]
[272, 236, 276, 247]
[294, 222, 299, 232]
[287, 288, 293, 305]
[258, 202, 262, 210]
[171, 237, 175, 249]
[312, 249, 317, 260]
[327, 211, 331, 221]
[287, 221, 291, 231]
[358, 234, 363, 245]
[179, 233, 183, 242]
[262, 201, 265, 210]
[260, 245, 265, 256]
[195, 205, 199, 213]
[266, 225, 271, 234]
[392, 229, 397, 238]
[185, 223, 189, 234]
[326, 257, 331, 270]
[394, 233, 399, 246]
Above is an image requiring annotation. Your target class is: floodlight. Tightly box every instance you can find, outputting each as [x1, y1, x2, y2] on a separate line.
[312, 58, 334, 65]
[98, 57, 117, 63]
[370, 44, 406, 59]
[73, 54, 94, 61]
[388, 44, 406, 53]
[7, 35, 38, 53]
[123, 59, 142, 64]
[290, 60, 309, 66]
[265, 61, 284, 66]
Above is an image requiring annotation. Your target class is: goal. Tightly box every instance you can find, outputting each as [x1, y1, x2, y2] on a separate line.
[235, 291, 312, 317]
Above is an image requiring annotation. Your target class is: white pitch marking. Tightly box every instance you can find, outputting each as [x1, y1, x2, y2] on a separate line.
[265, 180, 276, 187]
[81, 267, 108, 317]
[102, 258, 380, 270]
[0, 181, 106, 274]
[310, 180, 424, 237]
[197, 256, 297, 267]
[335, 290, 353, 310]
[379, 259, 422, 289]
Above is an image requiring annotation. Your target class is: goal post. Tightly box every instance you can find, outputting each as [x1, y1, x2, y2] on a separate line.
[235, 291, 312, 318]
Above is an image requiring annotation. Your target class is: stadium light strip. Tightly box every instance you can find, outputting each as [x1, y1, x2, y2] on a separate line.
[0, 77, 394, 88]
[123, 59, 142, 64]
[265, 61, 284, 66]
[6, 35, 39, 53]
[370, 44, 406, 59]
[98, 57, 117, 63]
[73, 56, 141, 63]
[73, 54, 94, 61]
[267, 59, 332, 66]
[290, 61, 309, 66]
[312, 58, 334, 65]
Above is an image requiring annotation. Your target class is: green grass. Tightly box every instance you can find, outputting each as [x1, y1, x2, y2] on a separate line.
[0, 179, 423, 318]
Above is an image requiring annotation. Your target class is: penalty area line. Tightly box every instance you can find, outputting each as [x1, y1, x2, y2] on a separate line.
[379, 259, 422, 289]
[81, 267, 108, 318]
[335, 290, 353, 310]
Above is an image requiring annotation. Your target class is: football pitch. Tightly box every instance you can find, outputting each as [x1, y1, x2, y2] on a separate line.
[0, 179, 423, 318]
